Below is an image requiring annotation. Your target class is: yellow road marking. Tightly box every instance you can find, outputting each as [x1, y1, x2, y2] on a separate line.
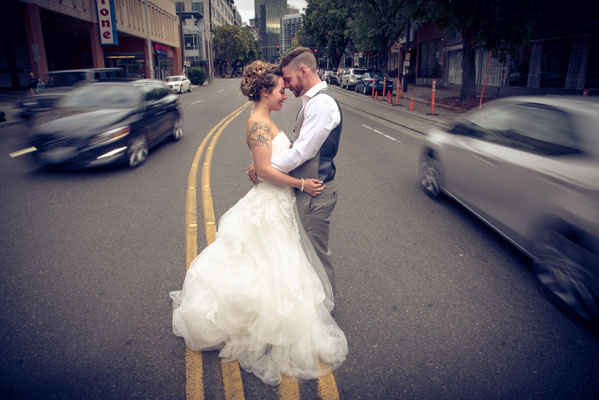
[279, 376, 300, 399]
[317, 366, 341, 400]
[185, 102, 250, 400]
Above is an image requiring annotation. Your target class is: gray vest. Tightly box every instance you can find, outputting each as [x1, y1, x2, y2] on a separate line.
[289, 88, 342, 183]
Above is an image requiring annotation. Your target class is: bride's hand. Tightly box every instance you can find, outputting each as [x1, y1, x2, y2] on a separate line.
[246, 164, 259, 185]
[303, 178, 325, 196]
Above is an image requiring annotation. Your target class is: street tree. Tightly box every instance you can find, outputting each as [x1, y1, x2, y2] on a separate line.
[348, 0, 408, 74]
[302, 0, 353, 70]
[408, 0, 539, 100]
[213, 25, 261, 75]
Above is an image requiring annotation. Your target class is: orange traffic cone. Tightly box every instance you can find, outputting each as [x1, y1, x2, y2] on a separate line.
[388, 91, 392, 104]
[409, 98, 414, 110]
[374, 91, 378, 100]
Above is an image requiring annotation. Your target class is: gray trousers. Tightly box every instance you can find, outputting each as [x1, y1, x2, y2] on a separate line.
[295, 180, 337, 293]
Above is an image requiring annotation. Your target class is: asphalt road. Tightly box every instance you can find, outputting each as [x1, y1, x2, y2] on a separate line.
[1, 80, 597, 399]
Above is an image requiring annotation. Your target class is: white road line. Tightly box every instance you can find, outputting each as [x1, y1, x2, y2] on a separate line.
[190, 100, 204, 105]
[384, 134, 398, 141]
[217, 89, 224, 93]
[373, 129, 384, 135]
[361, 124, 373, 130]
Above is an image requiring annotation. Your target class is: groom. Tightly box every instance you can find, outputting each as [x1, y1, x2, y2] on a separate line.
[249, 47, 342, 293]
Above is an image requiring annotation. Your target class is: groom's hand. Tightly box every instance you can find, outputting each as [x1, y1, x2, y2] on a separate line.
[246, 164, 259, 185]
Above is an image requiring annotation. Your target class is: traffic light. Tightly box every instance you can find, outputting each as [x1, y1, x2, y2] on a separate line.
[276, 45, 280, 52]
[313, 48, 317, 53]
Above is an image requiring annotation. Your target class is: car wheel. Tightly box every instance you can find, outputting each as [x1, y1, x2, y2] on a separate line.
[171, 117, 183, 141]
[188, 85, 192, 92]
[179, 86, 183, 94]
[534, 230, 599, 321]
[127, 135, 149, 168]
[419, 152, 443, 198]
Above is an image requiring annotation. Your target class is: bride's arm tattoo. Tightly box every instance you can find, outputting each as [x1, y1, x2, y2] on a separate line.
[248, 122, 271, 150]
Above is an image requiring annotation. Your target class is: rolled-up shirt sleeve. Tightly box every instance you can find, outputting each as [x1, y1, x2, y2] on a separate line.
[271, 93, 340, 173]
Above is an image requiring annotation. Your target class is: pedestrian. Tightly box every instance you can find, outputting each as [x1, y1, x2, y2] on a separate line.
[248, 47, 343, 294]
[28, 72, 38, 95]
[170, 60, 347, 386]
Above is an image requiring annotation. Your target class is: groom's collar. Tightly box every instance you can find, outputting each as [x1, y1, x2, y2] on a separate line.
[302, 81, 327, 103]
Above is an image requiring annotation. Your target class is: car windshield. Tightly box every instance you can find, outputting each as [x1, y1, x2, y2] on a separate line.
[353, 69, 368, 75]
[167, 77, 182, 82]
[58, 85, 141, 109]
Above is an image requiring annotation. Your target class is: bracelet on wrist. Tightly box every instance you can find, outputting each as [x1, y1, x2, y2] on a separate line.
[300, 178, 305, 192]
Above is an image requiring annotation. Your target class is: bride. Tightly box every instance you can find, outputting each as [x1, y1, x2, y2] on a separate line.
[170, 61, 348, 386]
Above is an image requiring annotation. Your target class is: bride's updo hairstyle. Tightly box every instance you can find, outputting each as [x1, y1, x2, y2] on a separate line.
[240, 60, 282, 102]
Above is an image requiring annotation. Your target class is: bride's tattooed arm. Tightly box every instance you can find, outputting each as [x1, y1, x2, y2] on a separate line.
[248, 121, 272, 150]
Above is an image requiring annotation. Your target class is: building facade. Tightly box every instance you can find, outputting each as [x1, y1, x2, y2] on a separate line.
[254, 0, 286, 63]
[1, 0, 181, 89]
[341, 18, 598, 95]
[280, 13, 301, 54]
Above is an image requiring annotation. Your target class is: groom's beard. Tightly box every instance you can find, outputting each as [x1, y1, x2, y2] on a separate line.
[290, 78, 304, 97]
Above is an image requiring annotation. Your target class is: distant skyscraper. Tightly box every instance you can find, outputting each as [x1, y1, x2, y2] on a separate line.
[280, 14, 301, 54]
[254, 0, 286, 62]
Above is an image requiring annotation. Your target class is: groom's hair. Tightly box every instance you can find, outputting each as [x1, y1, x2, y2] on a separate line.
[280, 47, 317, 73]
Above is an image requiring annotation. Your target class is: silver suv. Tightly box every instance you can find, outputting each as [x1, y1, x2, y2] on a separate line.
[340, 68, 368, 89]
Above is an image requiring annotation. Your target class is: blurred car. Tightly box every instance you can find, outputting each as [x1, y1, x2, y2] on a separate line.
[340, 68, 368, 89]
[30, 79, 183, 169]
[20, 68, 123, 120]
[355, 73, 394, 95]
[419, 96, 599, 321]
[321, 70, 333, 82]
[326, 72, 339, 85]
[166, 75, 192, 93]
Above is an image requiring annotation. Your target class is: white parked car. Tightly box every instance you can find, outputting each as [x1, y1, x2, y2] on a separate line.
[166, 75, 191, 93]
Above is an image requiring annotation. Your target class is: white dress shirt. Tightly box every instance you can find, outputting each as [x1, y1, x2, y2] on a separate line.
[271, 81, 341, 173]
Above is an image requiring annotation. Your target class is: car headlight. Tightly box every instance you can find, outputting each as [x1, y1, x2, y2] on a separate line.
[88, 126, 130, 148]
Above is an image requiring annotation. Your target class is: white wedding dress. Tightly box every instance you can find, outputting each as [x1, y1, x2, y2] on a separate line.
[170, 133, 348, 386]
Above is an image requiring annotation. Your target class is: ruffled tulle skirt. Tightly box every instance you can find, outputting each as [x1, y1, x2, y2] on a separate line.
[170, 181, 347, 385]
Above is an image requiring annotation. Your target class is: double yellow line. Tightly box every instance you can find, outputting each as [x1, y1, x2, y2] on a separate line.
[185, 102, 250, 400]
[184, 103, 341, 400]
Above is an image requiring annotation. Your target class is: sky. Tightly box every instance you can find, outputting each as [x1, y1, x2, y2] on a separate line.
[234, 0, 307, 25]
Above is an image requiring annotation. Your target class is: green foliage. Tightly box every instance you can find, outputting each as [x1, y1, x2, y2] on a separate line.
[349, 0, 407, 54]
[302, 0, 353, 69]
[213, 25, 261, 68]
[187, 67, 206, 85]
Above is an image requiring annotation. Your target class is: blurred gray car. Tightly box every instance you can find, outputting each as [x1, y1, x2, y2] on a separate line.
[419, 96, 599, 321]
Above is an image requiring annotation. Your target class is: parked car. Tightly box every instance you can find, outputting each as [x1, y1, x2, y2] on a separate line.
[337, 68, 350, 86]
[166, 75, 192, 93]
[355, 73, 394, 95]
[326, 72, 339, 85]
[20, 68, 124, 120]
[419, 96, 599, 321]
[29, 79, 183, 169]
[340, 68, 368, 89]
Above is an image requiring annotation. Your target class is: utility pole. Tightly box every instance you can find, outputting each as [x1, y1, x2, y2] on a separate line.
[207, 0, 213, 82]
[144, 0, 154, 78]
[403, 18, 410, 92]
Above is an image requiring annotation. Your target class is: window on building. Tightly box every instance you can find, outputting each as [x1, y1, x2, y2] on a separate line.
[192, 2, 204, 14]
[184, 34, 198, 50]
[419, 39, 443, 78]
[175, 2, 185, 12]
